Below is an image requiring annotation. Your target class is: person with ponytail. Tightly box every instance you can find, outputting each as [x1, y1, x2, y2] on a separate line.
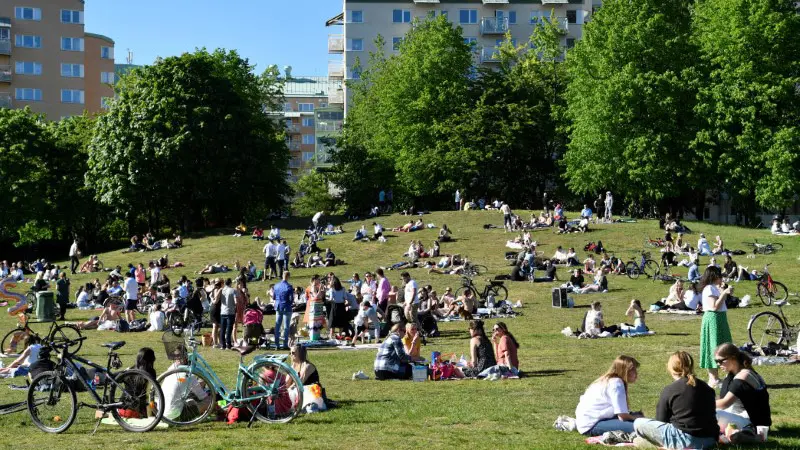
[575, 355, 642, 436]
[714, 343, 771, 434]
[633, 352, 718, 449]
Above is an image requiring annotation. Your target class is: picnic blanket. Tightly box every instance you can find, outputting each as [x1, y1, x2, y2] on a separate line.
[337, 343, 382, 350]
[649, 309, 700, 315]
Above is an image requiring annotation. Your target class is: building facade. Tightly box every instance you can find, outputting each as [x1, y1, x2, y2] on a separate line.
[327, 0, 600, 113]
[0, 0, 114, 119]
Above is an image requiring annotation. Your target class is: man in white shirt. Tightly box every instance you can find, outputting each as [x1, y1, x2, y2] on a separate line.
[123, 272, 139, 322]
[160, 359, 211, 420]
[150, 263, 161, 288]
[276, 240, 287, 277]
[604, 192, 613, 222]
[263, 240, 278, 280]
[69, 240, 80, 274]
[312, 211, 324, 230]
[455, 189, 461, 211]
[401, 272, 421, 331]
[500, 202, 513, 232]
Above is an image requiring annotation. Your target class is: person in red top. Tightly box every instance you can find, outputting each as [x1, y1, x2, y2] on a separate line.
[492, 322, 520, 370]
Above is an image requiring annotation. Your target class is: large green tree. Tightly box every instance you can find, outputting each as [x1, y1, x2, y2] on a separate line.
[693, 0, 800, 213]
[563, 0, 704, 207]
[88, 49, 290, 232]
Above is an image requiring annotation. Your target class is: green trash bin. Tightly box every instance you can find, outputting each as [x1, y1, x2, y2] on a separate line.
[35, 291, 56, 322]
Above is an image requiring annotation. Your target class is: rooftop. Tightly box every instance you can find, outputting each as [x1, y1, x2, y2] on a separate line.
[84, 32, 115, 44]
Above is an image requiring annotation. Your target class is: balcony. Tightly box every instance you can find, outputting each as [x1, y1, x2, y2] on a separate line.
[287, 142, 300, 151]
[328, 60, 345, 80]
[0, 93, 11, 108]
[328, 34, 344, 54]
[482, 0, 509, 3]
[329, 89, 344, 105]
[413, 0, 440, 3]
[289, 158, 302, 169]
[480, 17, 509, 35]
[480, 47, 501, 64]
[317, 122, 343, 133]
[0, 39, 9, 56]
[0, 65, 10, 83]
[286, 124, 300, 134]
[541, 0, 569, 3]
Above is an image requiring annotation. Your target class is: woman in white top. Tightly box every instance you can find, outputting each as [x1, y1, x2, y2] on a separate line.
[360, 272, 377, 305]
[621, 299, 646, 334]
[575, 355, 641, 436]
[698, 266, 733, 387]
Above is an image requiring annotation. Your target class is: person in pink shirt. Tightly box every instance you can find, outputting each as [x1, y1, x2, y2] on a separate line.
[375, 268, 391, 316]
[135, 263, 146, 288]
[492, 322, 520, 370]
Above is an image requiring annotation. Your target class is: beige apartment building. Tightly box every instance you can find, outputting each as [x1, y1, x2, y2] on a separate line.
[327, 0, 600, 113]
[0, 0, 115, 120]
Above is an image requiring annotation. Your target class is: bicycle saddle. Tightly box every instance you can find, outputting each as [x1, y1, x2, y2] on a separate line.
[775, 300, 788, 307]
[101, 341, 126, 350]
[238, 344, 257, 357]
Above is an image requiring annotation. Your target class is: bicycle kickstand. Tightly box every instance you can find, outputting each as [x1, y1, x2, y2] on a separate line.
[92, 414, 103, 435]
[247, 398, 266, 428]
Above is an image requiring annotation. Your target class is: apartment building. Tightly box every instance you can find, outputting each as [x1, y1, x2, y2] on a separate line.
[327, 0, 601, 113]
[279, 74, 344, 181]
[0, 1, 115, 119]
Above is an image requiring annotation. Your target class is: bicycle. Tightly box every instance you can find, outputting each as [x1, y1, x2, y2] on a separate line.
[462, 260, 488, 277]
[747, 300, 798, 348]
[624, 251, 660, 280]
[455, 276, 508, 306]
[643, 235, 666, 248]
[1, 312, 82, 356]
[742, 240, 783, 255]
[27, 337, 165, 434]
[156, 328, 303, 427]
[755, 264, 788, 306]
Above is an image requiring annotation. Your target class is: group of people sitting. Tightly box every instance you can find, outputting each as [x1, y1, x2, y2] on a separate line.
[129, 233, 182, 252]
[571, 347, 770, 447]
[770, 217, 799, 235]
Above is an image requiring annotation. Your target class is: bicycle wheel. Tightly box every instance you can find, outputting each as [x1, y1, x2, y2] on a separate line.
[49, 324, 82, 356]
[1, 328, 31, 355]
[488, 284, 508, 302]
[741, 241, 756, 247]
[240, 360, 303, 423]
[762, 246, 775, 255]
[137, 295, 155, 314]
[27, 371, 77, 434]
[625, 262, 640, 280]
[748, 311, 788, 347]
[109, 369, 165, 432]
[769, 243, 784, 250]
[771, 281, 789, 303]
[643, 260, 660, 278]
[454, 286, 480, 302]
[167, 311, 185, 335]
[471, 265, 488, 276]
[156, 368, 216, 426]
[757, 283, 773, 306]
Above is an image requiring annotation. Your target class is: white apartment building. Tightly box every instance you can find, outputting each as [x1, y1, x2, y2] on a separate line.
[326, 0, 601, 114]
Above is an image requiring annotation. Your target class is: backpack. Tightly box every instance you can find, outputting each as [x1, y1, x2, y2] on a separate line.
[117, 319, 129, 333]
[244, 306, 263, 326]
[583, 242, 596, 252]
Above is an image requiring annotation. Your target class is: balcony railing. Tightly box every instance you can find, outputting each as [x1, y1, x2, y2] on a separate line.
[329, 89, 344, 105]
[0, 94, 11, 108]
[286, 124, 300, 134]
[288, 142, 300, 151]
[316, 122, 343, 133]
[0, 65, 10, 83]
[480, 47, 501, 64]
[541, 0, 569, 3]
[480, 17, 509, 35]
[328, 34, 344, 54]
[482, 0, 509, 3]
[328, 60, 345, 79]
[289, 158, 302, 169]
[413, 0, 440, 3]
[0, 39, 10, 56]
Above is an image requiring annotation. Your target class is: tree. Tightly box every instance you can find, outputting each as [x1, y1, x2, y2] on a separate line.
[88, 49, 290, 232]
[693, 0, 800, 213]
[293, 170, 341, 216]
[563, 0, 704, 208]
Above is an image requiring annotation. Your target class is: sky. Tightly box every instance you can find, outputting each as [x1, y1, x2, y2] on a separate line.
[87, 0, 340, 76]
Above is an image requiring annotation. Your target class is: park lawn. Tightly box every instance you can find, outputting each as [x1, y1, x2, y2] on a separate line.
[1, 210, 800, 449]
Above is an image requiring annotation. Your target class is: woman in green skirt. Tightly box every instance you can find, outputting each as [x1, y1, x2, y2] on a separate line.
[699, 266, 733, 387]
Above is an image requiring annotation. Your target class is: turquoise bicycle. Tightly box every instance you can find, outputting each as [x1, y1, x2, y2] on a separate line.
[157, 330, 303, 427]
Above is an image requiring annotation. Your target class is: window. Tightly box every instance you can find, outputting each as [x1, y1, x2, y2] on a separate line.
[302, 152, 315, 162]
[392, 37, 402, 51]
[61, 37, 84, 51]
[509, 11, 517, 25]
[440, 10, 448, 19]
[101, 97, 112, 109]
[298, 103, 314, 112]
[348, 10, 363, 23]
[14, 7, 41, 21]
[61, 9, 84, 24]
[101, 46, 114, 59]
[15, 61, 42, 75]
[283, 103, 292, 112]
[60, 63, 84, 78]
[302, 118, 314, 127]
[592, 5, 601, 14]
[15, 88, 42, 101]
[101, 71, 115, 83]
[351, 68, 362, 80]
[61, 89, 84, 104]
[567, 10, 577, 24]
[463, 37, 477, 47]
[347, 38, 363, 51]
[566, 38, 576, 49]
[319, 102, 328, 108]
[459, 9, 478, 24]
[0, 29, 8, 40]
[531, 11, 545, 25]
[392, 9, 411, 23]
[497, 39, 517, 47]
[15, 35, 41, 48]
[302, 134, 315, 145]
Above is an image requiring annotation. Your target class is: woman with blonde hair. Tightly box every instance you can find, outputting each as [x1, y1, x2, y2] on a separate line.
[633, 352, 718, 449]
[575, 355, 642, 436]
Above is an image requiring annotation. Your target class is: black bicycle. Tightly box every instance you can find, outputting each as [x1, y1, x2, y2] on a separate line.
[455, 276, 508, 306]
[27, 337, 165, 434]
[624, 251, 660, 280]
[1, 313, 82, 356]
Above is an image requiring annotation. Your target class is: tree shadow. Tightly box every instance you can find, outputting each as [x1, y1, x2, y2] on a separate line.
[771, 425, 800, 440]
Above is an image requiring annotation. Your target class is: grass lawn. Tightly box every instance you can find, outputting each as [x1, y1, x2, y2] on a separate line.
[2, 210, 799, 449]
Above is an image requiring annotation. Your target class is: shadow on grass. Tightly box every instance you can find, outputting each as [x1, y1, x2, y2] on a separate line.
[430, 330, 468, 339]
[525, 369, 573, 378]
[660, 332, 691, 336]
[769, 383, 800, 390]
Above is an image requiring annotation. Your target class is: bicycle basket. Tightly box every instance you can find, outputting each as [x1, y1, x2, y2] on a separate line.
[461, 278, 472, 288]
[161, 331, 188, 361]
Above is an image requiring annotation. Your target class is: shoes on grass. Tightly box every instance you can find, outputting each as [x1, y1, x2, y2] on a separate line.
[352, 370, 369, 380]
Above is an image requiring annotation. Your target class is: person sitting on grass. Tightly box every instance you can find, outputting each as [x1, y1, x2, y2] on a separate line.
[714, 343, 771, 441]
[445, 288, 476, 319]
[633, 352, 719, 450]
[161, 348, 213, 422]
[252, 227, 264, 241]
[533, 260, 559, 283]
[568, 268, 585, 291]
[353, 226, 367, 241]
[620, 300, 647, 334]
[492, 322, 519, 372]
[355, 300, 380, 343]
[722, 254, 738, 280]
[712, 235, 725, 255]
[566, 247, 580, 267]
[374, 324, 414, 380]
[583, 255, 596, 274]
[401, 323, 426, 363]
[576, 271, 607, 294]
[575, 355, 642, 436]
[324, 248, 336, 267]
[233, 222, 247, 237]
[454, 320, 496, 378]
[552, 246, 568, 265]
[307, 251, 324, 268]
[583, 302, 619, 336]
[0, 335, 44, 377]
[439, 224, 452, 242]
[290, 251, 305, 269]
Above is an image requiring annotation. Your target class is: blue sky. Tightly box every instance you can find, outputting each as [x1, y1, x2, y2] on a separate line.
[87, 0, 339, 76]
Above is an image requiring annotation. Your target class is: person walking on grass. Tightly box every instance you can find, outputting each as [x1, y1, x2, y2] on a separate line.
[274, 271, 294, 350]
[69, 239, 80, 274]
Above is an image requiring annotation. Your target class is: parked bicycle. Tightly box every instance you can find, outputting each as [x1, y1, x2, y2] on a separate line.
[643, 235, 666, 249]
[462, 260, 488, 277]
[742, 240, 783, 255]
[747, 300, 798, 348]
[1, 313, 82, 356]
[27, 337, 165, 433]
[755, 264, 788, 306]
[156, 329, 303, 427]
[624, 251, 660, 280]
[455, 276, 508, 306]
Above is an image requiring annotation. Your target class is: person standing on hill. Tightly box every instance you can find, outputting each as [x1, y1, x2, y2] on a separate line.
[273, 271, 294, 350]
[500, 202, 513, 232]
[455, 189, 461, 211]
[69, 239, 80, 274]
[312, 211, 324, 230]
[604, 192, 614, 222]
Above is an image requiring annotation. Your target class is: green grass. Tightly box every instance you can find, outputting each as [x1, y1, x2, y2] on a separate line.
[2, 211, 800, 449]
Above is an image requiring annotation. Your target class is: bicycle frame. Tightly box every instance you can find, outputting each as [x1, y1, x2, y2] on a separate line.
[53, 350, 126, 409]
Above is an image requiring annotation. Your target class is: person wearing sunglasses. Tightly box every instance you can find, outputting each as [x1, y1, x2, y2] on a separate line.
[714, 343, 771, 442]
[492, 322, 519, 371]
